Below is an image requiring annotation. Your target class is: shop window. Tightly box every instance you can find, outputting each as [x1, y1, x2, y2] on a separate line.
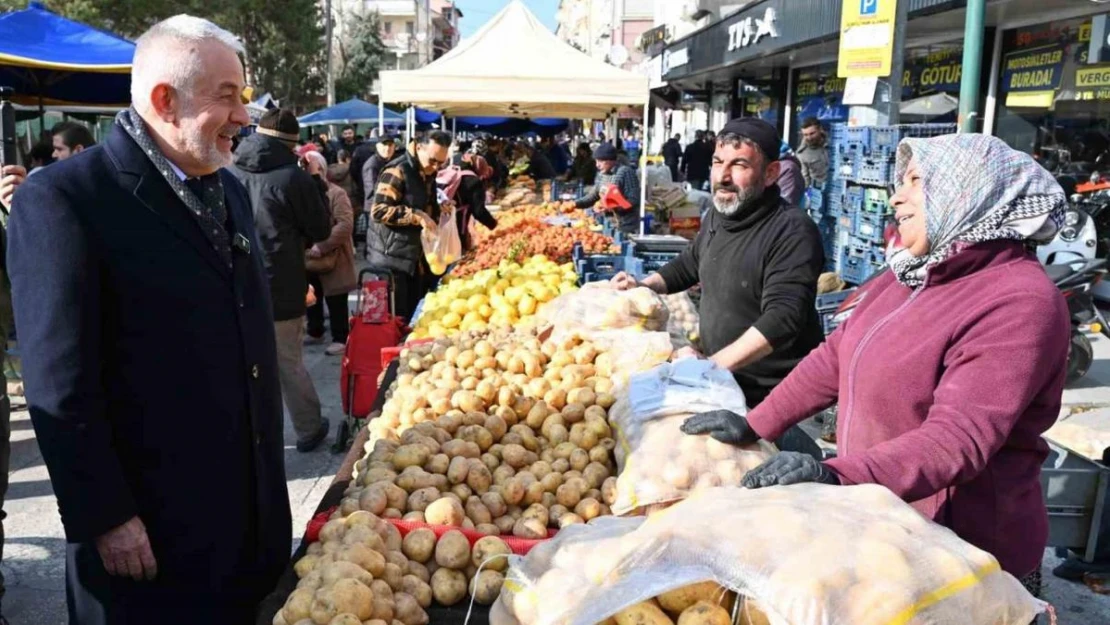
[995, 14, 1110, 173]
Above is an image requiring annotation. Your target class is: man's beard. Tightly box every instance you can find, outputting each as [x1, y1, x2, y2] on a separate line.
[177, 114, 237, 171]
[712, 180, 764, 216]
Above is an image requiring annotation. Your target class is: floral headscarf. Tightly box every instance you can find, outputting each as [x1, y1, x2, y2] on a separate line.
[887, 134, 1066, 288]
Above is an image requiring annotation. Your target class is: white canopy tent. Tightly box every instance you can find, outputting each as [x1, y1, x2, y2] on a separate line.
[378, 0, 648, 120]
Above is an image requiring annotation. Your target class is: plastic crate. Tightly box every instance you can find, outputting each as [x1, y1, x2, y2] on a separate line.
[845, 127, 872, 148]
[853, 211, 889, 245]
[856, 158, 895, 186]
[551, 180, 584, 201]
[575, 254, 643, 283]
[862, 188, 892, 215]
[839, 245, 872, 285]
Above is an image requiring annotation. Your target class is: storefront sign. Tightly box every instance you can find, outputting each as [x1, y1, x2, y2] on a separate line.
[1001, 44, 1066, 93]
[1077, 65, 1110, 88]
[727, 7, 779, 52]
[838, 0, 898, 78]
[662, 47, 689, 74]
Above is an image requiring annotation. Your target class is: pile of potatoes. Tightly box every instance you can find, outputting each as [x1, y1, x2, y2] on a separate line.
[276, 510, 431, 625]
[399, 528, 513, 607]
[663, 293, 700, 350]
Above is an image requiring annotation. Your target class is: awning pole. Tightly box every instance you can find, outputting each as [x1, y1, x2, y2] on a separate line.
[640, 99, 649, 237]
[958, 0, 987, 133]
[378, 101, 384, 137]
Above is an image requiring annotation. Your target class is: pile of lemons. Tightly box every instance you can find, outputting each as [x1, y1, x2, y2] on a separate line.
[410, 255, 579, 339]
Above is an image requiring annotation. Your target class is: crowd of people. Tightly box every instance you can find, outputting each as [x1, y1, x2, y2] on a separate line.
[0, 10, 1076, 625]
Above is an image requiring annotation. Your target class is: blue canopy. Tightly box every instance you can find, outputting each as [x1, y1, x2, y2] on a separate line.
[0, 2, 134, 107]
[414, 107, 568, 136]
[298, 98, 405, 127]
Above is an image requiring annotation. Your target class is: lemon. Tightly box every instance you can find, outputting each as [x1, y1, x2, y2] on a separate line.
[441, 312, 461, 329]
[448, 299, 468, 315]
[518, 294, 537, 316]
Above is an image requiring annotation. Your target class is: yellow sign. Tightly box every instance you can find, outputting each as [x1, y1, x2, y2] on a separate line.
[1077, 66, 1110, 89]
[838, 0, 898, 78]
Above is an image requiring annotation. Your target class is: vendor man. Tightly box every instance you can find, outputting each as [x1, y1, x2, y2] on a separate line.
[574, 143, 641, 235]
[611, 118, 825, 408]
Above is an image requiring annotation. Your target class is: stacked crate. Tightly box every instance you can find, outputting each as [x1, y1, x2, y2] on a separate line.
[812, 123, 956, 285]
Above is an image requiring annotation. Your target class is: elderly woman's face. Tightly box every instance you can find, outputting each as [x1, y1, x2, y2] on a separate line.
[891, 157, 929, 256]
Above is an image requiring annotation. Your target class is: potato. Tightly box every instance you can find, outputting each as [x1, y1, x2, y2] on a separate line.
[406, 487, 439, 513]
[431, 567, 468, 606]
[480, 491, 508, 518]
[312, 578, 375, 622]
[402, 528, 437, 563]
[406, 560, 431, 583]
[538, 471, 562, 494]
[583, 462, 610, 489]
[441, 440, 481, 459]
[569, 448, 590, 472]
[282, 588, 316, 623]
[382, 523, 404, 551]
[566, 388, 596, 407]
[424, 453, 450, 475]
[339, 497, 360, 517]
[393, 592, 429, 625]
[336, 543, 386, 577]
[424, 497, 465, 526]
[402, 575, 434, 608]
[737, 598, 771, 625]
[657, 582, 729, 615]
[492, 464, 516, 485]
[436, 415, 462, 435]
[589, 445, 611, 466]
[494, 515, 517, 534]
[466, 498, 493, 525]
[556, 482, 583, 508]
[574, 498, 602, 521]
[295, 554, 322, 579]
[596, 392, 616, 409]
[401, 510, 426, 523]
[512, 517, 547, 539]
[500, 478, 526, 505]
[472, 536, 512, 572]
[385, 551, 408, 569]
[381, 484, 409, 511]
[615, 600, 674, 625]
[543, 387, 568, 410]
[601, 477, 618, 506]
[512, 396, 535, 420]
[677, 601, 730, 625]
[467, 460, 493, 493]
[545, 423, 570, 446]
[358, 488, 389, 516]
[523, 481, 546, 506]
[381, 562, 405, 592]
[392, 445, 431, 471]
[562, 403, 586, 424]
[321, 561, 376, 588]
[435, 530, 471, 569]
[319, 519, 348, 543]
[470, 570, 505, 605]
[493, 405, 518, 427]
[396, 470, 439, 492]
[327, 614, 362, 625]
[551, 458, 570, 473]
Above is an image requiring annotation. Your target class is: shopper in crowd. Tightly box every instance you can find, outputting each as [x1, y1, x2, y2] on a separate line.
[525, 143, 557, 180]
[369, 130, 453, 321]
[7, 15, 292, 623]
[775, 141, 806, 206]
[611, 118, 825, 410]
[232, 107, 332, 453]
[797, 116, 830, 188]
[574, 142, 641, 234]
[358, 134, 398, 212]
[50, 120, 97, 161]
[541, 136, 569, 177]
[27, 141, 54, 176]
[687, 135, 1069, 599]
[662, 133, 683, 182]
[303, 151, 357, 357]
[328, 148, 356, 206]
[567, 143, 597, 186]
[438, 152, 498, 251]
[682, 130, 711, 191]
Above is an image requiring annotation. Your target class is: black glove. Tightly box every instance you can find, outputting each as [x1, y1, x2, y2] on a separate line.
[680, 410, 759, 446]
[741, 451, 840, 489]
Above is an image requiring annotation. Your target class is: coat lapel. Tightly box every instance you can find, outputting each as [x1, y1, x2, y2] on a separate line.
[106, 125, 233, 281]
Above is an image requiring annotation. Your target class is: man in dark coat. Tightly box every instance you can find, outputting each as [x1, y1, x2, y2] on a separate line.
[662, 134, 682, 182]
[232, 109, 333, 453]
[682, 130, 711, 190]
[6, 15, 291, 624]
[356, 135, 397, 211]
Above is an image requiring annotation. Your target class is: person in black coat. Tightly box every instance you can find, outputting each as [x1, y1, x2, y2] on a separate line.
[360, 135, 398, 211]
[662, 134, 683, 182]
[6, 16, 291, 624]
[682, 130, 711, 190]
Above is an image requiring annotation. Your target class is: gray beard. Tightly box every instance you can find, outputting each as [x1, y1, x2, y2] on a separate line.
[713, 183, 763, 216]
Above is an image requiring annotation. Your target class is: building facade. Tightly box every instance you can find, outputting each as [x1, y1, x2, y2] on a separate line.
[556, 0, 655, 70]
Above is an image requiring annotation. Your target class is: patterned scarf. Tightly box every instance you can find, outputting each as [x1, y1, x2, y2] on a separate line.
[887, 134, 1065, 288]
[115, 107, 233, 268]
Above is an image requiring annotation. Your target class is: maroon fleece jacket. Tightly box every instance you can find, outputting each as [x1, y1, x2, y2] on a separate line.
[747, 240, 1069, 577]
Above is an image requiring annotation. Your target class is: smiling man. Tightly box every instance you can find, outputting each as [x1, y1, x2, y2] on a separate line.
[7, 15, 292, 624]
[611, 118, 825, 409]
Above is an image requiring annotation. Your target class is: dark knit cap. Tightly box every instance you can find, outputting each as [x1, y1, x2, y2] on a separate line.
[718, 118, 780, 163]
[593, 142, 618, 160]
[257, 108, 300, 142]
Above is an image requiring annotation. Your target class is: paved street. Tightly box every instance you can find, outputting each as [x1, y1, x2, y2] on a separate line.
[1, 332, 1110, 623]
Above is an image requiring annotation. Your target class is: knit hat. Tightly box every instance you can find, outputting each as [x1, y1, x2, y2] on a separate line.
[719, 118, 780, 164]
[257, 108, 300, 143]
[593, 142, 618, 161]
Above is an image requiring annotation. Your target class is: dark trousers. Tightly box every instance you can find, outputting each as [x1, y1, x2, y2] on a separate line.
[393, 270, 436, 324]
[665, 161, 679, 182]
[306, 274, 350, 344]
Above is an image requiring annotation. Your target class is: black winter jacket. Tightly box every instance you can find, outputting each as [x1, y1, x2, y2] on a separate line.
[231, 133, 331, 321]
[367, 148, 440, 276]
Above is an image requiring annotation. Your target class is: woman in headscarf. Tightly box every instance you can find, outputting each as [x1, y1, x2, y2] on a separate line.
[774, 140, 806, 206]
[438, 151, 498, 251]
[302, 150, 357, 356]
[680, 134, 1070, 597]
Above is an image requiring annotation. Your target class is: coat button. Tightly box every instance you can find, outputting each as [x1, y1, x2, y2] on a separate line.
[251, 364, 260, 379]
[256, 434, 264, 445]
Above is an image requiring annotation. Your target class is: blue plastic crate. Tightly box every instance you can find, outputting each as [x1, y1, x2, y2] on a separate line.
[575, 254, 643, 284]
[846, 127, 872, 148]
[839, 245, 872, 285]
[853, 211, 890, 245]
[551, 180, 584, 201]
[856, 158, 895, 186]
[903, 123, 957, 139]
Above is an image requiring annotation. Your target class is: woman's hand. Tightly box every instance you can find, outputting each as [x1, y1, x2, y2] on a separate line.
[307, 244, 324, 259]
[742, 452, 839, 488]
[672, 346, 703, 361]
[680, 410, 758, 446]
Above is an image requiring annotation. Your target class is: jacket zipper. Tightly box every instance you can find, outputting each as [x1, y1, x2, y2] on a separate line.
[841, 283, 924, 456]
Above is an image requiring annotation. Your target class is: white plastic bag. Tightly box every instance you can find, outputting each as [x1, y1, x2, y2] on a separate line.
[663, 292, 700, 350]
[420, 207, 461, 275]
[539, 284, 669, 340]
[500, 485, 1046, 625]
[608, 360, 773, 515]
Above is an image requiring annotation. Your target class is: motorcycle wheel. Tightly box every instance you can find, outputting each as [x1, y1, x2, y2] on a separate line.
[1068, 330, 1094, 383]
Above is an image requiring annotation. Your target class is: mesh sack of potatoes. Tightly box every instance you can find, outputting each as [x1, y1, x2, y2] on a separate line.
[662, 292, 700, 350]
[607, 360, 775, 515]
[493, 485, 1046, 625]
[539, 284, 669, 340]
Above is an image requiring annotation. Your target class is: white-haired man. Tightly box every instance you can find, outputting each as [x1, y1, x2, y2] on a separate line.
[6, 15, 291, 624]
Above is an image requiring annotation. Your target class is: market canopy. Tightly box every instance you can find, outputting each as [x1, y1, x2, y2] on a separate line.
[413, 107, 568, 136]
[297, 98, 406, 127]
[380, 0, 648, 119]
[0, 1, 133, 107]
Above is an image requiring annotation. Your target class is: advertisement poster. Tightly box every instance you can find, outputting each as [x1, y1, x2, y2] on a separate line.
[838, 0, 898, 78]
[1000, 44, 1067, 93]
